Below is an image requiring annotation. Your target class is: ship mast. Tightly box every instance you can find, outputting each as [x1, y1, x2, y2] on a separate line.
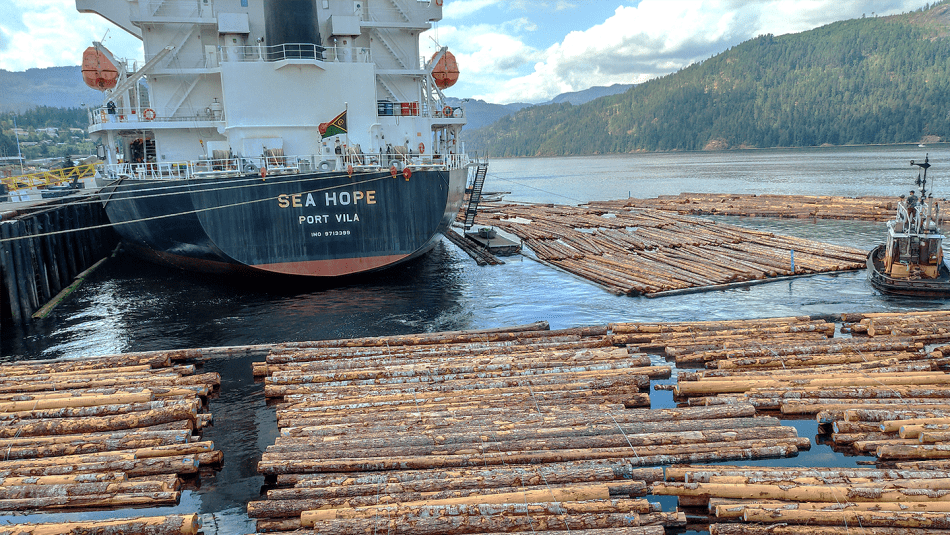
[912, 155, 931, 199]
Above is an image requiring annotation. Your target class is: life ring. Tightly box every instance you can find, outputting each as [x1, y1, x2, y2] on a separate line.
[260, 167, 267, 179]
[418, 142, 425, 154]
[403, 167, 412, 181]
[347, 164, 354, 176]
[435, 0, 442, 5]
[390, 165, 398, 178]
[443, 106, 452, 117]
[143, 108, 156, 121]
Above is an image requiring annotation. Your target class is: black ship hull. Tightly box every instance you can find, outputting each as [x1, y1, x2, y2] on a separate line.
[99, 167, 467, 276]
[867, 244, 950, 297]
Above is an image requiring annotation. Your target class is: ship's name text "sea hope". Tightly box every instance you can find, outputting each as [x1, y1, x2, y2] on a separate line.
[277, 191, 376, 226]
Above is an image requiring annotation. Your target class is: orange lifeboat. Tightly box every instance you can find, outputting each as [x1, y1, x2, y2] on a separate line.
[81, 46, 119, 91]
[431, 50, 459, 90]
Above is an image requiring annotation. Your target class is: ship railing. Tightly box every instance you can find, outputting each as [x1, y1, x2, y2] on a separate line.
[103, 162, 192, 181]
[222, 44, 372, 64]
[90, 106, 224, 125]
[356, 152, 468, 171]
[101, 152, 468, 182]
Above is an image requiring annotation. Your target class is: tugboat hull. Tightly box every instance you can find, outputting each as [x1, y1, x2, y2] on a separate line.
[100, 167, 466, 276]
[867, 244, 950, 297]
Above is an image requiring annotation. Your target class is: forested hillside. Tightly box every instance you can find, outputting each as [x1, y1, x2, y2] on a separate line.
[0, 107, 92, 160]
[0, 67, 103, 112]
[468, 2, 950, 156]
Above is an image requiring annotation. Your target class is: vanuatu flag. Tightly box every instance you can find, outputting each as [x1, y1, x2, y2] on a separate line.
[319, 110, 347, 138]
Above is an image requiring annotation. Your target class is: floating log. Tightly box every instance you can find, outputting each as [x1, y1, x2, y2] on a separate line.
[743, 507, 950, 528]
[712, 524, 950, 535]
[0, 513, 200, 535]
[652, 481, 950, 502]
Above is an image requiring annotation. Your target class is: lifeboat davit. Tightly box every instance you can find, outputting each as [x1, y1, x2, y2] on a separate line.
[431, 50, 459, 90]
[81, 46, 119, 91]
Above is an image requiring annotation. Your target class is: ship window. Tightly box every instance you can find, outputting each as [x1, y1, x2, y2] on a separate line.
[242, 0, 248, 5]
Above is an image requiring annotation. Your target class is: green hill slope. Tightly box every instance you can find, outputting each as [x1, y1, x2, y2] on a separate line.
[468, 3, 950, 157]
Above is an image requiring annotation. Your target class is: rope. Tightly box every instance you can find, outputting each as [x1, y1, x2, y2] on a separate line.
[0, 171, 397, 244]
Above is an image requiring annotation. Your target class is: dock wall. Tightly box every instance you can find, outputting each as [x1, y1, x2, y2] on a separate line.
[0, 196, 118, 330]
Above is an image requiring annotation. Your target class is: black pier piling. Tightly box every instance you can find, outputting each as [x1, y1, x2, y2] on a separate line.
[0, 196, 119, 338]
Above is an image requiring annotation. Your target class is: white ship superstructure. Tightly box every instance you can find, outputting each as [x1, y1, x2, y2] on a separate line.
[77, 0, 465, 175]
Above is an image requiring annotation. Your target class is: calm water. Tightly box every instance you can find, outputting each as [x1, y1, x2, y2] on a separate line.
[3, 145, 950, 532]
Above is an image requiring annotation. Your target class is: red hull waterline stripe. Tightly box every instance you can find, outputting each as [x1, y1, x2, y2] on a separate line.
[256, 254, 409, 277]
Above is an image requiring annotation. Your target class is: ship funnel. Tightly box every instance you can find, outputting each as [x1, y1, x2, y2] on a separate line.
[264, 0, 321, 58]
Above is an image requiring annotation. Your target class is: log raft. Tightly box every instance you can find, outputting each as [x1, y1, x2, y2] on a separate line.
[0, 351, 220, 528]
[468, 202, 867, 296]
[585, 193, 897, 221]
[249, 322, 809, 533]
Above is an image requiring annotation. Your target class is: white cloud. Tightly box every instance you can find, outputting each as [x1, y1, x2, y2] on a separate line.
[445, 0, 929, 103]
[0, 0, 142, 71]
[444, 0, 505, 19]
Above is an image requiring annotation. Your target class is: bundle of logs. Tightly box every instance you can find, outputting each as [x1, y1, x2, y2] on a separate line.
[843, 310, 950, 344]
[471, 203, 866, 296]
[586, 193, 897, 221]
[0, 351, 221, 535]
[248, 322, 808, 534]
[654, 464, 950, 535]
[608, 311, 950, 534]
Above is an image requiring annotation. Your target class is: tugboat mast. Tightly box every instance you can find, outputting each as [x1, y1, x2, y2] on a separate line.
[912, 155, 931, 199]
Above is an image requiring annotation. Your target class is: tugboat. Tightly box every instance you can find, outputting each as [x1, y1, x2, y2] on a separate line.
[75, 0, 475, 277]
[867, 155, 950, 296]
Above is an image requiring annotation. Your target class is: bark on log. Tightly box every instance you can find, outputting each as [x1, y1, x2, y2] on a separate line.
[278, 461, 663, 487]
[0, 456, 199, 478]
[711, 523, 950, 534]
[0, 405, 198, 438]
[0, 491, 181, 511]
[652, 481, 950, 502]
[262, 427, 799, 461]
[877, 444, 950, 461]
[0, 391, 154, 412]
[0, 513, 200, 535]
[743, 507, 950, 528]
[665, 466, 950, 483]
[258, 438, 806, 474]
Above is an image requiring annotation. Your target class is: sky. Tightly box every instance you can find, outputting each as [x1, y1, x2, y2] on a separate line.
[0, 0, 934, 104]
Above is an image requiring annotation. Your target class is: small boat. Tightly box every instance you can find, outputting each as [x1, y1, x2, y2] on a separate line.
[867, 155, 950, 296]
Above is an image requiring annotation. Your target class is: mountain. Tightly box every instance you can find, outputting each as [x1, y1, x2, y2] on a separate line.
[0, 67, 105, 112]
[445, 98, 532, 131]
[547, 84, 633, 105]
[448, 84, 632, 131]
[466, 2, 950, 157]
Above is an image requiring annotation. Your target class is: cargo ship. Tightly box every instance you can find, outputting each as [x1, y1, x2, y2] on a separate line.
[76, 0, 472, 276]
[867, 156, 950, 296]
